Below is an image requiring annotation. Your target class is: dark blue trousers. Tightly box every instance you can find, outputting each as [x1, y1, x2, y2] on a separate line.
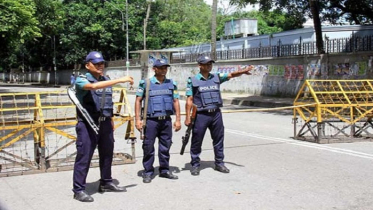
[190, 110, 225, 167]
[72, 119, 114, 193]
[142, 118, 173, 176]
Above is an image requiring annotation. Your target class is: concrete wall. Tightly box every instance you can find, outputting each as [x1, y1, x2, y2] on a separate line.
[167, 51, 373, 97]
[2, 52, 372, 97]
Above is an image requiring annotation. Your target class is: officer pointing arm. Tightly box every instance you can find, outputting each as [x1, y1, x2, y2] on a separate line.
[72, 51, 133, 202]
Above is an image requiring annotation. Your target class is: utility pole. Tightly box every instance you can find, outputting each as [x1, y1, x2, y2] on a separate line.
[105, 0, 129, 76]
[211, 0, 218, 60]
[53, 35, 57, 86]
[125, 0, 129, 76]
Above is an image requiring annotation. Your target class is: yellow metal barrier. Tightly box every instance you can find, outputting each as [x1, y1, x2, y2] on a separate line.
[0, 88, 136, 177]
[293, 80, 373, 143]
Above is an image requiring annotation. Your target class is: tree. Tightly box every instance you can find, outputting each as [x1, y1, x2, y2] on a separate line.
[309, 0, 324, 54]
[25, 0, 65, 70]
[229, 0, 373, 54]
[0, 0, 41, 70]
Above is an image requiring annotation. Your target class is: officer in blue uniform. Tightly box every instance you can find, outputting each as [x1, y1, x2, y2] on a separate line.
[184, 55, 252, 176]
[135, 59, 181, 183]
[72, 51, 134, 202]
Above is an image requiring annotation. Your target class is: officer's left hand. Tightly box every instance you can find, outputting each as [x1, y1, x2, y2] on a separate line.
[174, 121, 181, 132]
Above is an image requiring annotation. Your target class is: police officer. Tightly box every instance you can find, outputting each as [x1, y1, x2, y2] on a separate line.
[184, 55, 252, 176]
[72, 51, 134, 202]
[135, 59, 181, 183]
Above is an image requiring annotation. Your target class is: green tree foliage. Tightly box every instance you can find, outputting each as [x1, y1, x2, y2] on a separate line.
[146, 0, 212, 49]
[2, 0, 371, 70]
[0, 0, 41, 69]
[25, 0, 64, 70]
[229, 0, 373, 25]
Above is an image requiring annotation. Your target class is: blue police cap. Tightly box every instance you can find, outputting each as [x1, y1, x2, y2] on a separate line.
[153, 59, 170, 67]
[197, 55, 215, 64]
[85, 51, 105, 64]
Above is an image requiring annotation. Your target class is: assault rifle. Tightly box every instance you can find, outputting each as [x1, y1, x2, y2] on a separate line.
[67, 86, 99, 135]
[180, 104, 197, 155]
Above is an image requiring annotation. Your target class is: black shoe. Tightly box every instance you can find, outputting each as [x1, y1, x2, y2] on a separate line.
[159, 172, 178, 180]
[73, 191, 94, 202]
[215, 164, 230, 173]
[98, 182, 126, 193]
[191, 166, 200, 176]
[143, 174, 152, 183]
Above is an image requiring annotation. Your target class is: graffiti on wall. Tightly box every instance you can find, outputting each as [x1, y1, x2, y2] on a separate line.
[268, 65, 285, 76]
[334, 63, 351, 75]
[216, 66, 236, 74]
[307, 64, 321, 77]
[332, 62, 368, 77]
[215, 65, 269, 77]
[283, 65, 304, 80]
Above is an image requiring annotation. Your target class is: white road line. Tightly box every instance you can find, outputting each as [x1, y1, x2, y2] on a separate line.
[226, 128, 373, 160]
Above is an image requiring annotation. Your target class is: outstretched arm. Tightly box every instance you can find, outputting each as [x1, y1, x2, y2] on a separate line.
[228, 65, 253, 79]
[84, 76, 134, 90]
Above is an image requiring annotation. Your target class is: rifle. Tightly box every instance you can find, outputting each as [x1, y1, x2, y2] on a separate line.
[67, 86, 99, 135]
[180, 104, 197, 155]
[140, 79, 150, 140]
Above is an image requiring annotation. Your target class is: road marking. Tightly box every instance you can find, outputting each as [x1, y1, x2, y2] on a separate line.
[226, 128, 373, 160]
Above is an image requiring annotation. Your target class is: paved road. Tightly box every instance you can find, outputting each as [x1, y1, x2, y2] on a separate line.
[1, 85, 373, 210]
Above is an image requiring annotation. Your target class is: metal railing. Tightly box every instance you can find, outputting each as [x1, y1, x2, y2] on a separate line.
[293, 80, 373, 143]
[171, 35, 373, 63]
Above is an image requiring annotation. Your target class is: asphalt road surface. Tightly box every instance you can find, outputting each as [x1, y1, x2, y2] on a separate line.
[1, 86, 373, 210]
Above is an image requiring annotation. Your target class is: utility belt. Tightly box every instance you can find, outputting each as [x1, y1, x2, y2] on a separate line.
[78, 116, 111, 122]
[98, 116, 111, 122]
[197, 108, 220, 114]
[147, 115, 171, 121]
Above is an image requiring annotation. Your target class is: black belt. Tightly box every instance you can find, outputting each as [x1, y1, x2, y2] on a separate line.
[99, 116, 109, 122]
[197, 108, 220, 113]
[148, 116, 171, 120]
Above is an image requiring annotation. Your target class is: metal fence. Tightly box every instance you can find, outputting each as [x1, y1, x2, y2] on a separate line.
[0, 88, 136, 177]
[171, 35, 373, 63]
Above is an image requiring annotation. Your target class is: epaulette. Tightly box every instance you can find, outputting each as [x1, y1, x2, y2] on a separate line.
[79, 75, 87, 78]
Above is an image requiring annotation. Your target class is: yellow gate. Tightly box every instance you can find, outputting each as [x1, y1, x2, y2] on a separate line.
[0, 88, 136, 177]
[293, 80, 373, 143]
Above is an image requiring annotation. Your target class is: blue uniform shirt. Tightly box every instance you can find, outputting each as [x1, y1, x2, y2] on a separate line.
[136, 76, 179, 99]
[185, 72, 229, 96]
[75, 72, 95, 102]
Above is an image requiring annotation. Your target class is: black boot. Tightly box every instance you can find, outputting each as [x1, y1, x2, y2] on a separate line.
[74, 191, 94, 202]
[98, 182, 126, 193]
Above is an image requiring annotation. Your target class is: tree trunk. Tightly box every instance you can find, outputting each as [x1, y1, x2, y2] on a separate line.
[309, 0, 325, 54]
[211, 0, 218, 60]
[144, 2, 151, 50]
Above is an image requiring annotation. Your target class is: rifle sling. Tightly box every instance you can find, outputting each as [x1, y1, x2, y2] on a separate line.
[99, 76, 107, 125]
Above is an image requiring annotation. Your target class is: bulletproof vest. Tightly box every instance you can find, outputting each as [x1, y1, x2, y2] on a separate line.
[145, 79, 175, 117]
[191, 74, 223, 111]
[79, 75, 113, 120]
